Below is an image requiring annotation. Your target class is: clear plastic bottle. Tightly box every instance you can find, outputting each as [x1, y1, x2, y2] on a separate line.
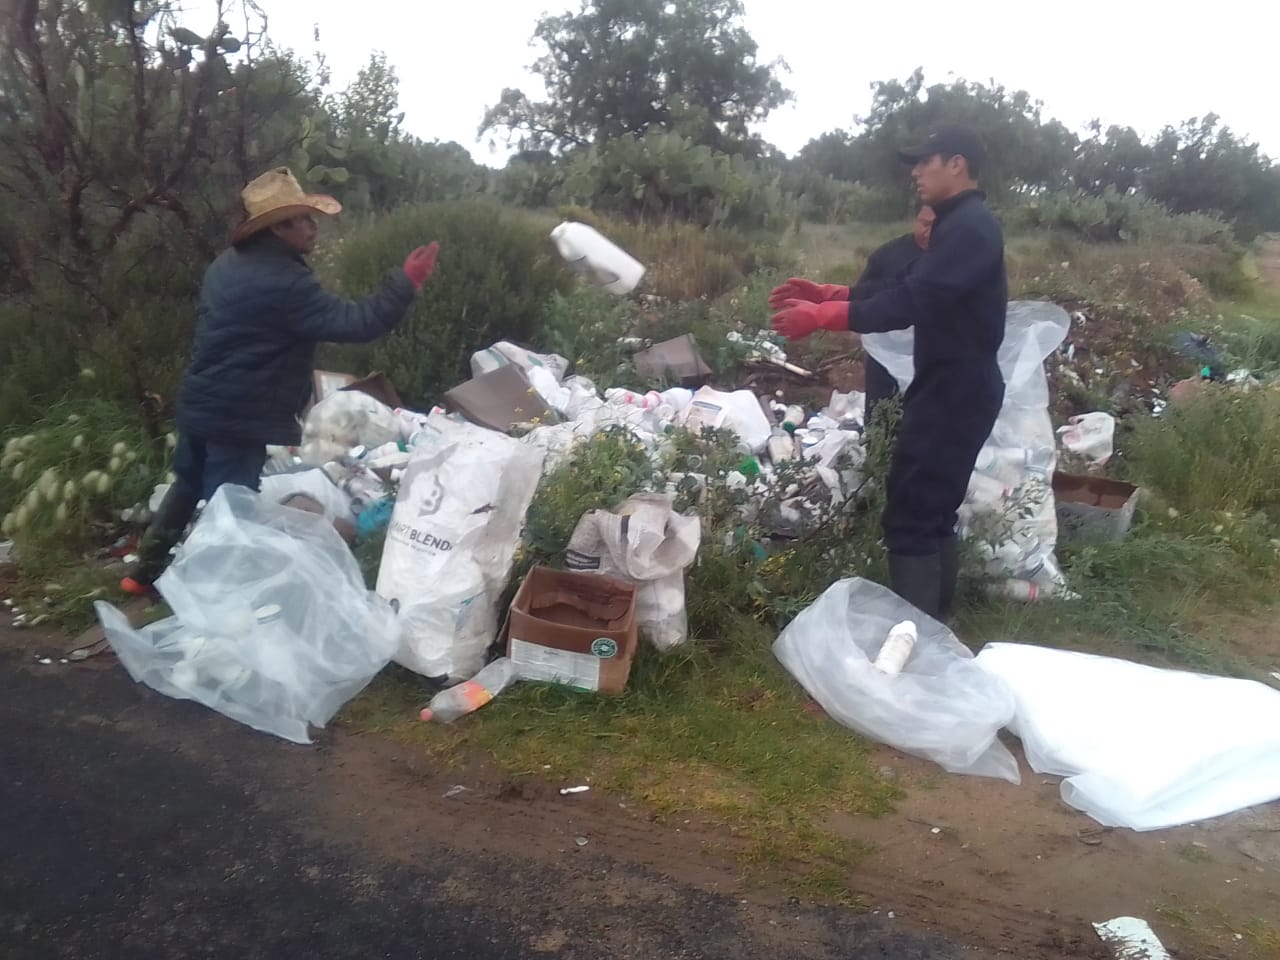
[419, 658, 521, 723]
[767, 425, 797, 463]
[781, 404, 806, 433]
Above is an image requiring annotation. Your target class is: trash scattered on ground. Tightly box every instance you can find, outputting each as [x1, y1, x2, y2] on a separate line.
[1057, 412, 1115, 465]
[559, 785, 590, 796]
[508, 566, 639, 694]
[443, 785, 470, 799]
[420, 658, 521, 722]
[574, 836, 590, 847]
[773, 578, 1021, 783]
[96, 485, 399, 745]
[1092, 916, 1172, 960]
[444, 364, 559, 433]
[975, 643, 1280, 830]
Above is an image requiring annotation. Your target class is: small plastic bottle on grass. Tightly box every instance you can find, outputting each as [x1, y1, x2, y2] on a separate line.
[419, 658, 521, 723]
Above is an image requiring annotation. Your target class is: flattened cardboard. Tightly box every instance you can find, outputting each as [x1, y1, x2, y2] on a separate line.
[341, 371, 402, 410]
[633, 334, 713, 386]
[443, 364, 556, 433]
[312, 370, 357, 404]
[507, 566, 639, 695]
[1053, 471, 1140, 542]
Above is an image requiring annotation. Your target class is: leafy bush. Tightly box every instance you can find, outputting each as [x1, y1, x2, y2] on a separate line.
[1124, 385, 1280, 522]
[0, 398, 170, 564]
[1008, 187, 1232, 245]
[319, 201, 574, 407]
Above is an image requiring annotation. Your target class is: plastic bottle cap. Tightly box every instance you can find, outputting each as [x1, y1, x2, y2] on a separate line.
[419, 707, 434, 722]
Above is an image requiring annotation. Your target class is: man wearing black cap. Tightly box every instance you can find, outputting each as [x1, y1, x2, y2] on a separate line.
[770, 125, 1006, 620]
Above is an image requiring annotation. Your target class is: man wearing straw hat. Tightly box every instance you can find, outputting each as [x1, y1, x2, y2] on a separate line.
[121, 167, 439, 596]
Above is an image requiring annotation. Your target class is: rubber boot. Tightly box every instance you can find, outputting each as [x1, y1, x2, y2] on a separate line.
[123, 483, 200, 590]
[937, 534, 960, 622]
[888, 552, 943, 620]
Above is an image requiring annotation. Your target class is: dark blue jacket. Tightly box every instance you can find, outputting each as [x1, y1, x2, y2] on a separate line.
[176, 234, 415, 446]
[847, 190, 1006, 390]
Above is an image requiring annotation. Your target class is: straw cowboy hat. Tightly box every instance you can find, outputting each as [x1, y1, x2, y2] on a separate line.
[230, 167, 342, 244]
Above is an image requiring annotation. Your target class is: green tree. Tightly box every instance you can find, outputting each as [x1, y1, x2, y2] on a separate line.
[480, 0, 790, 157]
[0, 0, 321, 425]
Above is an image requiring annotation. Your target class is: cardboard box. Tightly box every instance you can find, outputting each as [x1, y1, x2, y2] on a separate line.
[632, 334, 713, 386]
[1053, 471, 1140, 542]
[507, 566, 639, 695]
[443, 364, 556, 433]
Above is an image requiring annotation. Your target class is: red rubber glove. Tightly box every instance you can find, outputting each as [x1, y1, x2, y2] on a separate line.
[770, 299, 850, 341]
[403, 242, 440, 290]
[767, 277, 849, 310]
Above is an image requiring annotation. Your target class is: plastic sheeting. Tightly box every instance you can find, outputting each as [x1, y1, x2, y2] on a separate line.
[976, 643, 1280, 830]
[97, 485, 399, 744]
[773, 578, 1021, 782]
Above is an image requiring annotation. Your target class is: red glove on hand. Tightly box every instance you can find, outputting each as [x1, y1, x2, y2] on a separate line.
[767, 277, 849, 310]
[403, 242, 440, 291]
[770, 299, 850, 341]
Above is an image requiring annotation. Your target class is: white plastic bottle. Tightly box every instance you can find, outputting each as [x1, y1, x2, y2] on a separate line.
[767, 425, 796, 463]
[419, 658, 521, 723]
[781, 404, 806, 433]
[873, 620, 918, 675]
[550, 222, 645, 295]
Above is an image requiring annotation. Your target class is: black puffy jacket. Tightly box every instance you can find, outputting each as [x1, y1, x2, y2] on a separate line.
[176, 233, 415, 446]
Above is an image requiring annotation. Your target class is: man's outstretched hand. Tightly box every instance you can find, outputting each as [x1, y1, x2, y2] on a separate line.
[770, 299, 851, 341]
[767, 277, 849, 310]
[403, 242, 440, 290]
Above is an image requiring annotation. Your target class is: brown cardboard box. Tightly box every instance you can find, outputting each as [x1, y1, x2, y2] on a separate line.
[1053, 471, 1140, 542]
[632, 334, 713, 386]
[443, 364, 557, 433]
[507, 566, 639, 695]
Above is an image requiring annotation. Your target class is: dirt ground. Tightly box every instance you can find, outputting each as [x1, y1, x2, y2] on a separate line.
[27, 610, 1275, 960]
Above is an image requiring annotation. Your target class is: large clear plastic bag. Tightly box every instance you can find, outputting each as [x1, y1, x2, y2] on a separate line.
[773, 578, 1021, 782]
[377, 414, 545, 684]
[976, 643, 1280, 830]
[863, 301, 1072, 594]
[96, 485, 400, 744]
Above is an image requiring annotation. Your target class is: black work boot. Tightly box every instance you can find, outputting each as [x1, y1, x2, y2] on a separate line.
[122, 483, 200, 592]
[937, 534, 960, 622]
[887, 552, 943, 620]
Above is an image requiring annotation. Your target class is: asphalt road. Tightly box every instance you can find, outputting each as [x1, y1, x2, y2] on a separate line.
[0, 638, 998, 960]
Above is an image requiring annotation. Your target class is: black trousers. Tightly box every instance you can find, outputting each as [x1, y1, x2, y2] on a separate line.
[130, 434, 267, 584]
[882, 368, 1004, 556]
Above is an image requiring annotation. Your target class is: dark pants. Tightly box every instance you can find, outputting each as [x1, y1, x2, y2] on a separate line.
[864, 356, 900, 427]
[882, 368, 1004, 556]
[130, 434, 267, 585]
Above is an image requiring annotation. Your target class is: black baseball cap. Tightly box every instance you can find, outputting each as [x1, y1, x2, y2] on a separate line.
[898, 125, 987, 173]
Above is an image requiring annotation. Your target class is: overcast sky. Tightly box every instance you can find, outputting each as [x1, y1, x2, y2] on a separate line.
[188, 0, 1276, 167]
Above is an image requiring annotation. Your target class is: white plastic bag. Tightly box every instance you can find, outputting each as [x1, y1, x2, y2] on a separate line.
[299, 391, 402, 466]
[564, 493, 701, 650]
[976, 643, 1280, 830]
[376, 414, 545, 683]
[1058, 412, 1116, 464]
[679, 386, 771, 454]
[97, 485, 400, 744]
[773, 577, 1021, 782]
[864, 301, 1071, 594]
[471, 340, 570, 383]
